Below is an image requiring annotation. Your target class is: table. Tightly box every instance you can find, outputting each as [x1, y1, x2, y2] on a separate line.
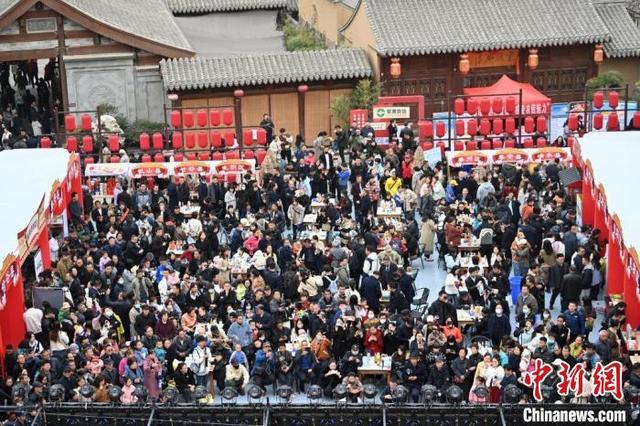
[376, 207, 403, 218]
[303, 214, 318, 225]
[460, 256, 489, 269]
[299, 230, 328, 241]
[458, 238, 481, 252]
[358, 356, 392, 383]
[457, 309, 476, 328]
[311, 202, 327, 212]
[180, 205, 200, 216]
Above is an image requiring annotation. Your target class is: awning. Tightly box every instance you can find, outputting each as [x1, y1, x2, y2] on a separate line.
[464, 75, 552, 115]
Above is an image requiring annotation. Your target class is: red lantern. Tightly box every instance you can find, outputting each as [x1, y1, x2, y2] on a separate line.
[81, 136, 92, 153]
[154, 153, 164, 163]
[170, 110, 181, 128]
[243, 129, 253, 145]
[568, 114, 578, 131]
[481, 140, 491, 150]
[634, 112, 640, 128]
[523, 138, 534, 148]
[198, 152, 211, 161]
[171, 132, 182, 150]
[505, 139, 515, 148]
[593, 91, 604, 109]
[152, 133, 163, 150]
[141, 154, 152, 163]
[222, 109, 233, 126]
[210, 110, 221, 127]
[257, 128, 267, 145]
[211, 131, 222, 148]
[244, 150, 255, 160]
[567, 137, 575, 148]
[505, 96, 516, 114]
[480, 98, 491, 115]
[197, 131, 209, 148]
[609, 91, 619, 109]
[185, 131, 196, 149]
[492, 140, 503, 150]
[480, 118, 490, 136]
[183, 110, 194, 128]
[174, 153, 184, 161]
[607, 112, 619, 131]
[467, 140, 477, 150]
[110, 155, 120, 163]
[66, 136, 77, 152]
[593, 113, 603, 130]
[224, 131, 235, 146]
[186, 153, 196, 161]
[64, 114, 76, 132]
[492, 97, 503, 114]
[197, 109, 207, 127]
[467, 99, 477, 115]
[139, 133, 150, 151]
[454, 141, 464, 151]
[108, 135, 119, 152]
[81, 113, 92, 131]
[536, 137, 547, 148]
[212, 152, 223, 161]
[454, 98, 465, 115]
[256, 149, 266, 165]
[421, 142, 434, 151]
[493, 118, 503, 135]
[467, 119, 477, 136]
[536, 116, 547, 133]
[84, 157, 94, 164]
[435, 121, 446, 138]
[524, 116, 535, 133]
[420, 121, 433, 138]
[40, 136, 51, 148]
[505, 117, 516, 134]
[455, 120, 465, 137]
[390, 58, 401, 79]
[225, 150, 239, 160]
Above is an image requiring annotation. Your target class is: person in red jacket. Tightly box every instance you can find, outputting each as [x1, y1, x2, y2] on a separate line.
[401, 153, 414, 186]
[441, 318, 463, 344]
[364, 324, 384, 354]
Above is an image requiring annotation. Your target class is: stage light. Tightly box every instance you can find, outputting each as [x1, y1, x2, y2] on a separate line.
[502, 384, 521, 404]
[107, 385, 122, 403]
[247, 384, 264, 404]
[133, 385, 148, 403]
[49, 384, 66, 402]
[421, 384, 438, 404]
[163, 387, 180, 405]
[307, 385, 323, 403]
[363, 384, 377, 400]
[79, 384, 95, 399]
[333, 384, 348, 401]
[276, 385, 293, 404]
[472, 385, 489, 400]
[391, 385, 408, 404]
[221, 387, 238, 403]
[445, 385, 463, 404]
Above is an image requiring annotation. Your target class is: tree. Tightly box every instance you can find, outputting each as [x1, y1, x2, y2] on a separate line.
[585, 71, 625, 99]
[330, 80, 382, 126]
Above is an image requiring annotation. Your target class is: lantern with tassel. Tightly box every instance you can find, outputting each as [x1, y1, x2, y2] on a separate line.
[390, 58, 401, 79]
[459, 54, 470, 75]
[528, 49, 539, 70]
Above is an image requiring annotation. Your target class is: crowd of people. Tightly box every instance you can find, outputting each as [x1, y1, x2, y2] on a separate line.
[5, 117, 638, 410]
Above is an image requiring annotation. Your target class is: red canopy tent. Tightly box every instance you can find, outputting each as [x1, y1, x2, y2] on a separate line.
[464, 75, 551, 115]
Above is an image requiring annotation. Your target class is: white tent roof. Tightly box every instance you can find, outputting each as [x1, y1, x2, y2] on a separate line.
[0, 149, 71, 263]
[578, 132, 640, 253]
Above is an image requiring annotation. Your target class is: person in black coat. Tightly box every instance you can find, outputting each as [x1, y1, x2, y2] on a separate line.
[403, 353, 427, 402]
[428, 291, 457, 326]
[486, 303, 511, 346]
[397, 268, 415, 303]
[387, 282, 409, 315]
[428, 356, 451, 393]
[548, 254, 568, 310]
[560, 266, 582, 311]
[173, 362, 195, 402]
[359, 270, 382, 313]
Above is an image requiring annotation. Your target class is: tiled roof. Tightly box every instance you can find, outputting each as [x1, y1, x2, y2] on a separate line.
[363, 0, 611, 56]
[594, 1, 640, 57]
[64, 0, 193, 54]
[160, 48, 372, 90]
[164, 0, 296, 14]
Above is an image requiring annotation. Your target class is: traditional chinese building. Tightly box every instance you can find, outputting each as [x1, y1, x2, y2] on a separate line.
[300, 0, 640, 116]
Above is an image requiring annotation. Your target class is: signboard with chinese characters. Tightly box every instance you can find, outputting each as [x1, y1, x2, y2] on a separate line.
[492, 148, 529, 164]
[173, 161, 211, 176]
[23, 195, 47, 251]
[446, 147, 571, 167]
[373, 107, 410, 120]
[350, 109, 368, 128]
[449, 152, 490, 167]
[468, 49, 519, 69]
[130, 163, 170, 179]
[0, 256, 20, 311]
[529, 147, 570, 163]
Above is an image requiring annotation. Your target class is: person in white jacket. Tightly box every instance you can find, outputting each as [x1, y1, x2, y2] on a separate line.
[189, 335, 213, 389]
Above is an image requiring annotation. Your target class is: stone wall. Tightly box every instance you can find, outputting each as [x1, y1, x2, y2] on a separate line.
[64, 53, 165, 123]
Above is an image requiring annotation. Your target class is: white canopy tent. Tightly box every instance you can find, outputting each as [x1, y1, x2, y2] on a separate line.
[578, 132, 640, 253]
[0, 148, 71, 263]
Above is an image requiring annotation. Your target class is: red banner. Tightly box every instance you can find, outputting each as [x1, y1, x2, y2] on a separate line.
[174, 161, 211, 176]
[492, 148, 529, 164]
[449, 151, 490, 167]
[0, 257, 19, 311]
[50, 180, 66, 217]
[530, 147, 570, 163]
[130, 163, 170, 179]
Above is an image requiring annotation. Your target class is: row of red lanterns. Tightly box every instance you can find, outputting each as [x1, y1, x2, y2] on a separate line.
[453, 96, 518, 116]
[170, 109, 234, 129]
[64, 114, 93, 132]
[566, 112, 638, 132]
[593, 91, 619, 110]
[451, 137, 551, 151]
[419, 116, 546, 138]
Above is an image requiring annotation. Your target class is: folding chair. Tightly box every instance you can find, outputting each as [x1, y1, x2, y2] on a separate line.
[412, 288, 430, 309]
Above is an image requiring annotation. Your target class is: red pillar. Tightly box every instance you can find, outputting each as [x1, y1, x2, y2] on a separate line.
[37, 227, 51, 270]
[623, 254, 640, 329]
[581, 174, 595, 226]
[593, 187, 608, 244]
[607, 224, 624, 294]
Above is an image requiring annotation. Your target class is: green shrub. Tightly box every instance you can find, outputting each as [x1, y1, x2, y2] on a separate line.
[283, 22, 326, 51]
